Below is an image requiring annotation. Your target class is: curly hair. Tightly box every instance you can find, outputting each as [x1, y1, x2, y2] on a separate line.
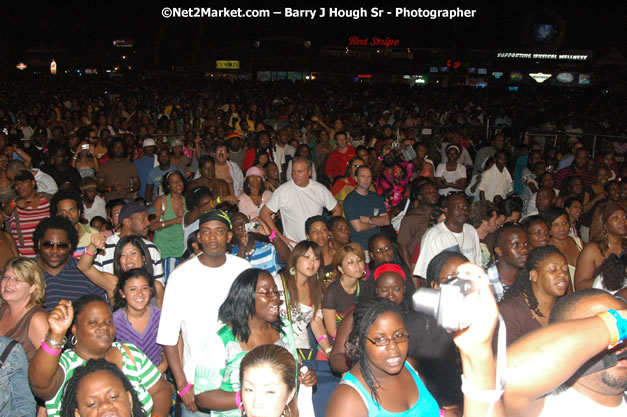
[33, 215, 79, 252]
[345, 298, 404, 405]
[599, 253, 627, 291]
[60, 358, 147, 417]
[218, 269, 284, 344]
[50, 190, 84, 219]
[506, 245, 566, 317]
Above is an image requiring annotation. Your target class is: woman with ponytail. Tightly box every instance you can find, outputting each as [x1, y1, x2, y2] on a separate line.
[497, 245, 569, 347]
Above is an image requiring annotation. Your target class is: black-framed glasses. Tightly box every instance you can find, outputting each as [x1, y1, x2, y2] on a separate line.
[41, 241, 70, 250]
[366, 331, 410, 347]
[256, 290, 284, 298]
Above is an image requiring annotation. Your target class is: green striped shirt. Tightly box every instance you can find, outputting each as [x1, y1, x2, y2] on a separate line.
[46, 342, 161, 417]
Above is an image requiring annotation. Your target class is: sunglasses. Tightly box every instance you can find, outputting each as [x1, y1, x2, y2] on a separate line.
[41, 241, 70, 250]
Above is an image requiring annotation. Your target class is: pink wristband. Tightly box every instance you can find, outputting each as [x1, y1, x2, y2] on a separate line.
[40, 340, 62, 355]
[269, 230, 277, 242]
[178, 382, 191, 396]
[85, 248, 96, 257]
[235, 391, 242, 408]
[317, 334, 328, 343]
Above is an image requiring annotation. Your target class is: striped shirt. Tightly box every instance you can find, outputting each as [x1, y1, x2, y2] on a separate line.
[43, 257, 107, 312]
[554, 166, 594, 191]
[5, 198, 50, 257]
[46, 342, 161, 417]
[93, 233, 165, 285]
[231, 240, 280, 276]
[113, 306, 163, 366]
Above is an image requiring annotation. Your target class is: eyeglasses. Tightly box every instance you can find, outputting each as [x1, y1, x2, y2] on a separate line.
[256, 290, 283, 298]
[366, 331, 410, 347]
[41, 241, 70, 250]
[374, 245, 392, 255]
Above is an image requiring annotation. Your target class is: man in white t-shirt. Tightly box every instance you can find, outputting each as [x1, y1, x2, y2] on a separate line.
[157, 209, 250, 416]
[414, 193, 481, 278]
[505, 289, 627, 417]
[260, 156, 341, 245]
[478, 151, 513, 202]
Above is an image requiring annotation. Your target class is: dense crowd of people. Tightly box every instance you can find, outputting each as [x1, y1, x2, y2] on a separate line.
[0, 79, 626, 417]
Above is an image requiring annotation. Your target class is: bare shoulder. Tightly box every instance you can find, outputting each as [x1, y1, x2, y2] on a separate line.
[325, 382, 368, 417]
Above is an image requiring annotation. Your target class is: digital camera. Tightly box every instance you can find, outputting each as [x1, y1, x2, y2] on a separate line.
[412, 274, 480, 331]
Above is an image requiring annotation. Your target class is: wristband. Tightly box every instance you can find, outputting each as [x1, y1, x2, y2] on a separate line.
[41, 340, 62, 355]
[178, 382, 192, 396]
[269, 230, 277, 242]
[85, 248, 96, 257]
[598, 309, 627, 348]
[440, 410, 445, 417]
[216, 196, 222, 204]
[235, 391, 242, 409]
[317, 334, 328, 343]
[9, 200, 16, 208]
[460, 374, 504, 403]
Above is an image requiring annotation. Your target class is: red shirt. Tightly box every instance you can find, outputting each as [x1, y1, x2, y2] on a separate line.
[325, 146, 356, 180]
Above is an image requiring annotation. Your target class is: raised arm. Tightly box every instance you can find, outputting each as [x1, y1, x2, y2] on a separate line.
[29, 300, 73, 400]
[504, 309, 627, 417]
[77, 233, 118, 298]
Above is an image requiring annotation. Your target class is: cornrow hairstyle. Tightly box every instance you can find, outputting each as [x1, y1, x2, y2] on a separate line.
[345, 298, 404, 405]
[185, 186, 213, 210]
[506, 245, 566, 317]
[218, 269, 284, 344]
[425, 251, 469, 287]
[60, 358, 147, 417]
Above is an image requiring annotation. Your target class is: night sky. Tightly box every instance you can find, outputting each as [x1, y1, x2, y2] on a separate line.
[2, 1, 625, 69]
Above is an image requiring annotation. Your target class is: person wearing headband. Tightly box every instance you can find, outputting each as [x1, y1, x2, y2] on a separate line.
[157, 208, 251, 415]
[435, 144, 467, 197]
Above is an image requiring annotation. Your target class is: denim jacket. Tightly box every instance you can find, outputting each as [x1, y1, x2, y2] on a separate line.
[0, 336, 36, 417]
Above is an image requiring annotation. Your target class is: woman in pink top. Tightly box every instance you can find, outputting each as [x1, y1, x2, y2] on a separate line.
[238, 166, 273, 219]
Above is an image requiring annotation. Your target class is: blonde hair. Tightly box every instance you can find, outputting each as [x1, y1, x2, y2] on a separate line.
[2, 257, 46, 308]
[331, 242, 365, 280]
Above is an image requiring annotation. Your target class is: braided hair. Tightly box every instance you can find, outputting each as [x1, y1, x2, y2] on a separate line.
[60, 358, 147, 417]
[506, 245, 566, 317]
[345, 297, 404, 405]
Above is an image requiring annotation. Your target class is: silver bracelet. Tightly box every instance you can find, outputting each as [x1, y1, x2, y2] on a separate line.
[45, 334, 67, 349]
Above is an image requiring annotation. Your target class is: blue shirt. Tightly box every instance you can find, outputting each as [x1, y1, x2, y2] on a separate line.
[134, 155, 156, 199]
[231, 240, 281, 276]
[42, 257, 107, 312]
[341, 362, 439, 416]
[344, 189, 387, 251]
[147, 165, 182, 202]
[0, 336, 35, 417]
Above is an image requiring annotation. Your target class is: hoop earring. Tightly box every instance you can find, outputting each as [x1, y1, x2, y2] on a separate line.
[362, 270, 366, 277]
[71, 335, 78, 346]
[289, 267, 296, 275]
